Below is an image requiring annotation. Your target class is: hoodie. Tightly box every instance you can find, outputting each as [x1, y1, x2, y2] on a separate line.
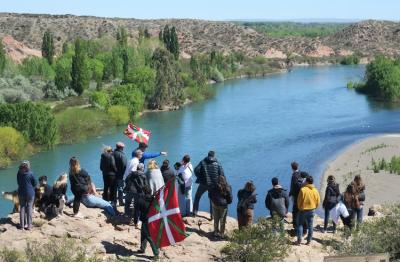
[265, 185, 289, 216]
[297, 184, 321, 211]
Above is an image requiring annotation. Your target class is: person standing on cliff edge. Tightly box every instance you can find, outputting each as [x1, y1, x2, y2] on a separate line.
[131, 142, 167, 164]
[114, 142, 127, 206]
[193, 150, 225, 219]
[289, 162, 301, 229]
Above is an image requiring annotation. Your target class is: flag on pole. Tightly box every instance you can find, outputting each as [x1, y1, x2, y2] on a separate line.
[147, 178, 188, 248]
[124, 123, 151, 145]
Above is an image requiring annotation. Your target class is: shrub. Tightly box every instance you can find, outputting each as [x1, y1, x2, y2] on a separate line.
[340, 55, 360, 65]
[0, 75, 45, 103]
[107, 105, 130, 125]
[19, 57, 55, 80]
[89, 91, 110, 110]
[210, 67, 224, 83]
[222, 217, 291, 262]
[335, 204, 400, 261]
[0, 102, 57, 148]
[110, 84, 145, 116]
[56, 107, 115, 144]
[0, 127, 27, 168]
[43, 82, 77, 100]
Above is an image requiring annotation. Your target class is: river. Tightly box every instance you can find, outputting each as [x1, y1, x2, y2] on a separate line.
[1, 65, 400, 218]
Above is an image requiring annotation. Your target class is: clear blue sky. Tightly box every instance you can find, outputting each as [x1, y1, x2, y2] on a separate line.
[1, 0, 399, 21]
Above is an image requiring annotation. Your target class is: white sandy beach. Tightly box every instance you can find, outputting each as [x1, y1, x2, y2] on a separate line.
[321, 134, 400, 214]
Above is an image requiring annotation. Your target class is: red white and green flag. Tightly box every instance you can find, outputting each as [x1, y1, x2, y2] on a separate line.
[124, 123, 151, 145]
[147, 178, 188, 248]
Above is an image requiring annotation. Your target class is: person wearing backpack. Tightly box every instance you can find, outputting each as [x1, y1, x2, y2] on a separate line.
[295, 175, 320, 245]
[237, 181, 257, 229]
[265, 177, 289, 234]
[322, 175, 340, 233]
[124, 163, 147, 227]
[209, 175, 232, 239]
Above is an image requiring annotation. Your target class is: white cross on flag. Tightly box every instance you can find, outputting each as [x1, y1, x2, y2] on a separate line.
[123, 123, 151, 145]
[147, 178, 188, 248]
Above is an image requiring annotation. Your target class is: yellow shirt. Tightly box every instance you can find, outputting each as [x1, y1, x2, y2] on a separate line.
[297, 184, 320, 211]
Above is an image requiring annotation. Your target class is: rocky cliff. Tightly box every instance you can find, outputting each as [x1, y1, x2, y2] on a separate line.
[1, 13, 400, 61]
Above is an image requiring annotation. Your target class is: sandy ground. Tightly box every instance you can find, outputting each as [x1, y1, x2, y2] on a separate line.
[321, 134, 400, 214]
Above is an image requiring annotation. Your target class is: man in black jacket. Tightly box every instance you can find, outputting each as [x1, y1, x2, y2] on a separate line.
[289, 162, 301, 229]
[114, 142, 127, 206]
[193, 151, 225, 218]
[100, 146, 118, 206]
[265, 177, 289, 233]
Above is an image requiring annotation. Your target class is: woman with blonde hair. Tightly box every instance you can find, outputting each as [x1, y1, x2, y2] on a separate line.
[353, 175, 366, 225]
[49, 173, 69, 216]
[145, 160, 164, 195]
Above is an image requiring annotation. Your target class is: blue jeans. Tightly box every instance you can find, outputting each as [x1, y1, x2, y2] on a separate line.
[296, 209, 315, 243]
[355, 207, 363, 225]
[19, 195, 34, 229]
[324, 207, 336, 231]
[81, 194, 116, 217]
[179, 186, 193, 217]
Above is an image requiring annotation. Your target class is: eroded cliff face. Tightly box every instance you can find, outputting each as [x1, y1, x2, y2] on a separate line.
[1, 13, 400, 62]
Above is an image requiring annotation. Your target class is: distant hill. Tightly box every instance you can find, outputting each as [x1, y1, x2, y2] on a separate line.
[1, 13, 400, 61]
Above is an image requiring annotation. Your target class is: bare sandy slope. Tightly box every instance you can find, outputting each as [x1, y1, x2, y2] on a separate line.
[321, 134, 400, 213]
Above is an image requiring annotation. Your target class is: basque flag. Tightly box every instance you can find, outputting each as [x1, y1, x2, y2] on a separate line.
[147, 178, 188, 248]
[124, 123, 151, 145]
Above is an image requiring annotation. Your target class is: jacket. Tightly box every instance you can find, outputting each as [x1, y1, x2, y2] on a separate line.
[323, 182, 341, 209]
[209, 185, 232, 207]
[297, 184, 320, 211]
[100, 152, 117, 177]
[289, 171, 301, 198]
[113, 148, 127, 180]
[124, 157, 139, 180]
[138, 194, 155, 222]
[131, 149, 162, 164]
[146, 168, 165, 195]
[125, 170, 147, 194]
[69, 169, 91, 196]
[194, 156, 224, 187]
[237, 189, 257, 210]
[17, 170, 37, 198]
[265, 186, 289, 216]
[161, 166, 175, 183]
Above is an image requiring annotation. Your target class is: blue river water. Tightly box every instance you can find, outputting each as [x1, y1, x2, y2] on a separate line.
[1, 65, 400, 218]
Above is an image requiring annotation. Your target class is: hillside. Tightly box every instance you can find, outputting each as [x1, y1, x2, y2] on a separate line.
[1, 13, 400, 60]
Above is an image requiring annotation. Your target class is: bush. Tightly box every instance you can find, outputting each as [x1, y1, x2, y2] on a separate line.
[56, 107, 115, 144]
[19, 57, 55, 80]
[110, 84, 145, 116]
[125, 66, 156, 99]
[0, 127, 27, 168]
[0, 75, 45, 103]
[210, 67, 224, 82]
[222, 217, 291, 261]
[0, 102, 57, 148]
[107, 105, 130, 125]
[340, 55, 360, 65]
[0, 237, 102, 262]
[43, 82, 77, 100]
[335, 204, 400, 261]
[89, 91, 110, 110]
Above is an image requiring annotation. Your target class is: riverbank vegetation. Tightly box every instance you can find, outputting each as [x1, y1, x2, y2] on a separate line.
[370, 156, 400, 175]
[237, 22, 350, 38]
[348, 56, 400, 101]
[0, 25, 278, 168]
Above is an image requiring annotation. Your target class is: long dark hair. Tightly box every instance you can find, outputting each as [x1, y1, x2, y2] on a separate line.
[217, 175, 229, 195]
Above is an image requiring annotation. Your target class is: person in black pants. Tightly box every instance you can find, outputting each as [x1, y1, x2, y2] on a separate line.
[69, 157, 91, 217]
[100, 146, 118, 206]
[137, 185, 159, 258]
[289, 162, 301, 229]
[114, 142, 127, 206]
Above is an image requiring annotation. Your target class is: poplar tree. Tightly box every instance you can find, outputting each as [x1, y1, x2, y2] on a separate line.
[71, 38, 89, 95]
[41, 31, 55, 64]
[0, 41, 6, 75]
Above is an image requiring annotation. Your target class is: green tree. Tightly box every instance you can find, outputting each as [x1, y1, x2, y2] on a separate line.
[20, 57, 55, 80]
[169, 27, 179, 59]
[116, 27, 128, 47]
[122, 48, 129, 83]
[71, 38, 90, 95]
[54, 57, 72, 91]
[62, 42, 69, 54]
[88, 58, 104, 89]
[110, 84, 145, 115]
[41, 31, 55, 65]
[0, 41, 6, 76]
[150, 48, 182, 109]
[126, 66, 156, 99]
[144, 28, 151, 38]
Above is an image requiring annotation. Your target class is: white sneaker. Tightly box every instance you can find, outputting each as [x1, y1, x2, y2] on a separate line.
[73, 212, 84, 218]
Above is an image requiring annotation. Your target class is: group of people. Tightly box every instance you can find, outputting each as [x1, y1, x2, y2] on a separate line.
[15, 146, 367, 254]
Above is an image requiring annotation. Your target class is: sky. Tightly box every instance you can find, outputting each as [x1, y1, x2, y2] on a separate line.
[1, 0, 399, 21]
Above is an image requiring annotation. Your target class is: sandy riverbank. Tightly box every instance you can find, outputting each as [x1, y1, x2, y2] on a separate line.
[321, 134, 400, 214]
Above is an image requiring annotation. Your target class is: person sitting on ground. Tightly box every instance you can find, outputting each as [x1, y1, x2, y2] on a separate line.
[132, 142, 167, 164]
[100, 146, 118, 207]
[146, 160, 165, 195]
[69, 157, 92, 218]
[160, 159, 175, 183]
[45, 173, 68, 217]
[237, 181, 257, 229]
[322, 175, 340, 233]
[342, 183, 359, 231]
[265, 177, 289, 234]
[353, 175, 366, 226]
[295, 175, 320, 245]
[177, 155, 194, 217]
[137, 185, 159, 258]
[124, 163, 147, 227]
[193, 150, 225, 219]
[37, 176, 53, 212]
[209, 175, 232, 239]
[17, 160, 37, 231]
[114, 142, 127, 207]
